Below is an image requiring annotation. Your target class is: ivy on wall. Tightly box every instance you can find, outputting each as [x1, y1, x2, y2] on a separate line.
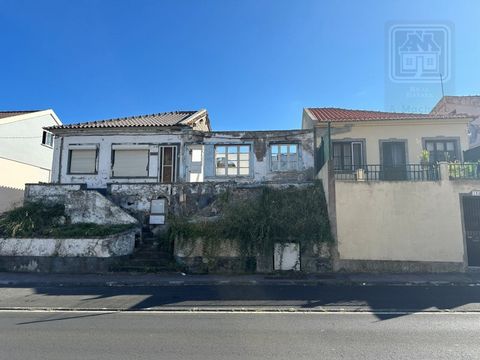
[169, 181, 332, 257]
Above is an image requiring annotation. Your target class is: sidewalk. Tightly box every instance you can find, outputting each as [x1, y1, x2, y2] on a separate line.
[1, 271, 480, 287]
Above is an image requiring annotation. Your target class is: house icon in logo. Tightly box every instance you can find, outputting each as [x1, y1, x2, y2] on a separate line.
[398, 31, 441, 77]
[389, 25, 450, 83]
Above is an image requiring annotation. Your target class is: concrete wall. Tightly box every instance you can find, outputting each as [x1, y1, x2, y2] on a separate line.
[333, 164, 480, 272]
[25, 184, 138, 225]
[0, 186, 25, 213]
[50, 129, 315, 188]
[0, 230, 135, 258]
[173, 236, 331, 274]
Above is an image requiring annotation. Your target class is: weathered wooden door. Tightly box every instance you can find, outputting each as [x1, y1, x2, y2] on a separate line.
[462, 196, 480, 267]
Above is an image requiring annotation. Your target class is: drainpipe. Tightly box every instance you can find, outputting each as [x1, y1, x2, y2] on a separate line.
[327, 121, 332, 161]
[57, 136, 64, 184]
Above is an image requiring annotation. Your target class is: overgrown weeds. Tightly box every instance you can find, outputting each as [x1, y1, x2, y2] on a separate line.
[0, 202, 134, 238]
[169, 181, 332, 257]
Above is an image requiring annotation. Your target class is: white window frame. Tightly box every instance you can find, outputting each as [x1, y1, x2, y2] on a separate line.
[332, 140, 364, 171]
[41, 131, 54, 148]
[215, 145, 250, 176]
[270, 143, 299, 172]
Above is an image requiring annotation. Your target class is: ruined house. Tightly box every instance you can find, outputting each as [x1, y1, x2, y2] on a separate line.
[24, 109, 318, 273]
[45, 109, 314, 188]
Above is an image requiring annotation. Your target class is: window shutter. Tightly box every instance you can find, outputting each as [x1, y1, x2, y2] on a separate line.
[113, 150, 149, 177]
[70, 149, 97, 174]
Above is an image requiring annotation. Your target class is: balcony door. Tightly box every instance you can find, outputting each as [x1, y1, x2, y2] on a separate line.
[332, 141, 363, 171]
[381, 141, 407, 180]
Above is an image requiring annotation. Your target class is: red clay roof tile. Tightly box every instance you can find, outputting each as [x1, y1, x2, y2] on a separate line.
[307, 107, 469, 122]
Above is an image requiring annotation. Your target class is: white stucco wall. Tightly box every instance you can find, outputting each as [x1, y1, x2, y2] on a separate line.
[0, 111, 59, 170]
[334, 172, 479, 264]
[52, 131, 188, 188]
[25, 184, 138, 225]
[0, 231, 135, 257]
[51, 129, 315, 188]
[201, 130, 315, 183]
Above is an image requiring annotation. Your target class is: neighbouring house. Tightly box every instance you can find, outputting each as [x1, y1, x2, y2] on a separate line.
[304, 107, 480, 272]
[430, 95, 480, 155]
[0, 110, 61, 213]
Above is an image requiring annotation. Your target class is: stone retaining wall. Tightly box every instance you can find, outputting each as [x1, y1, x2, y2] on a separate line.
[0, 230, 135, 258]
[25, 184, 138, 225]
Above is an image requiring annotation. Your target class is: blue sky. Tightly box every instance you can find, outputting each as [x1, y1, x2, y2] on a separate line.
[0, 0, 479, 130]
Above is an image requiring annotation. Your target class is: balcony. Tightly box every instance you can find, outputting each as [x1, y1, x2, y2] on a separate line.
[448, 163, 480, 180]
[334, 164, 440, 181]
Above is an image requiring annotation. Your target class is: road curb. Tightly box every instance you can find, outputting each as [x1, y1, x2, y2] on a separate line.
[1, 280, 480, 287]
[1, 306, 480, 314]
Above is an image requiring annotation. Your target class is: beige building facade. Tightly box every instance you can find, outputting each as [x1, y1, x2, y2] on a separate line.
[306, 107, 480, 272]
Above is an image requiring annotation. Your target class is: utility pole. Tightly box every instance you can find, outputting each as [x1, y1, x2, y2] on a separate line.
[440, 73, 447, 113]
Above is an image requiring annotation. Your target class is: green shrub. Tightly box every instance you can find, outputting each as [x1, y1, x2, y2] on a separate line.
[46, 223, 134, 238]
[0, 202, 64, 237]
[0, 202, 134, 238]
[169, 182, 332, 257]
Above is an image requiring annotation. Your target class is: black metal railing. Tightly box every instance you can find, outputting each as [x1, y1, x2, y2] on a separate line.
[448, 163, 480, 180]
[334, 164, 440, 181]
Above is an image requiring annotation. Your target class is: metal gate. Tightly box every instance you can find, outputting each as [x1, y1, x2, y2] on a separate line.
[462, 196, 480, 266]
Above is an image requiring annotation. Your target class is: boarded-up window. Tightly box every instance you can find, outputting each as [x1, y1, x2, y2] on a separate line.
[112, 149, 149, 177]
[69, 149, 97, 174]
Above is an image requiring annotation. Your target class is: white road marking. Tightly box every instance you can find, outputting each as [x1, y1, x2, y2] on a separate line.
[0, 308, 479, 315]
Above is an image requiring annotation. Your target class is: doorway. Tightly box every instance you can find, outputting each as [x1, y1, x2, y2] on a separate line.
[462, 196, 480, 267]
[381, 141, 407, 180]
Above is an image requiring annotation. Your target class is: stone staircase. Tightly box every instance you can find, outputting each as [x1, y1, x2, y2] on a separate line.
[110, 227, 178, 273]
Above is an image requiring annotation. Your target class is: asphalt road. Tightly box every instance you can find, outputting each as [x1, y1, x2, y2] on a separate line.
[0, 311, 479, 360]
